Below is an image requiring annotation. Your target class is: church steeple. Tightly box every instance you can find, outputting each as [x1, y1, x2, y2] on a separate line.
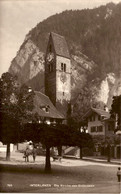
[45, 32, 71, 116]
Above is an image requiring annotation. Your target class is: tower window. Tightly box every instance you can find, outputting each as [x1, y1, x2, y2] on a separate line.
[49, 44, 52, 52]
[63, 92, 65, 96]
[61, 63, 66, 72]
[64, 63, 66, 72]
[61, 63, 64, 71]
[49, 64, 53, 72]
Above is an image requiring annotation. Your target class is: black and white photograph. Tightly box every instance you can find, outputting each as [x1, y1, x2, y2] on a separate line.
[0, 0, 121, 193]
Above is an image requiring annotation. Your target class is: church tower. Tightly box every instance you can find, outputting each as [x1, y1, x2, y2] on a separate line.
[45, 32, 71, 116]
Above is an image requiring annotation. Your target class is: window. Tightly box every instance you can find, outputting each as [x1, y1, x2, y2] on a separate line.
[61, 63, 64, 71]
[50, 119, 56, 125]
[98, 115, 101, 121]
[61, 63, 66, 72]
[97, 126, 103, 132]
[49, 64, 53, 72]
[63, 92, 64, 96]
[51, 64, 53, 72]
[91, 126, 96, 132]
[49, 64, 51, 72]
[90, 116, 95, 121]
[49, 44, 52, 52]
[101, 116, 105, 120]
[46, 107, 49, 113]
[40, 105, 49, 113]
[64, 63, 66, 72]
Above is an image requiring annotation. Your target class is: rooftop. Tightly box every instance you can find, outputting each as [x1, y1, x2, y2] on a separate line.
[33, 91, 65, 119]
[82, 107, 110, 120]
[92, 107, 110, 118]
[50, 32, 70, 59]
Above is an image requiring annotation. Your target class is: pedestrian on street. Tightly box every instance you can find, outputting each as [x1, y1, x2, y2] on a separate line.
[117, 167, 121, 182]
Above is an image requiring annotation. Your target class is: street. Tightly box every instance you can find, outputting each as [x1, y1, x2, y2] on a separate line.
[0, 152, 120, 193]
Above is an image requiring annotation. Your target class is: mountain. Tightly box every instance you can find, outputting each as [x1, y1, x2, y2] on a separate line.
[9, 2, 121, 112]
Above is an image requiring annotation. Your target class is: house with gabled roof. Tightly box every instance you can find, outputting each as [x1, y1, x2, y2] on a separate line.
[16, 90, 65, 152]
[82, 107, 114, 136]
[81, 107, 121, 158]
[33, 91, 65, 125]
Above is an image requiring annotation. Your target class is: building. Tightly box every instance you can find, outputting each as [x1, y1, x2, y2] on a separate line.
[82, 107, 114, 136]
[33, 91, 64, 125]
[45, 32, 71, 117]
[82, 107, 121, 158]
[16, 91, 65, 152]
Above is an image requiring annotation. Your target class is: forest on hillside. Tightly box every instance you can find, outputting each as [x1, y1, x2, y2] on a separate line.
[25, 2, 121, 78]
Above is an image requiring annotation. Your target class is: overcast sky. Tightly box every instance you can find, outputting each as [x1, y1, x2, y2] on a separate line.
[0, 0, 120, 76]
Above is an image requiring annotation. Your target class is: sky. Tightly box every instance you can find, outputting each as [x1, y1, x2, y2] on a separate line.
[0, 0, 120, 76]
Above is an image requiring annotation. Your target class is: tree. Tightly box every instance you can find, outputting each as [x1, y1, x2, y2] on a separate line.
[0, 72, 19, 115]
[110, 95, 121, 132]
[78, 132, 94, 159]
[0, 72, 35, 160]
[93, 134, 119, 162]
[0, 112, 20, 160]
[17, 84, 35, 123]
[0, 72, 19, 160]
[70, 84, 105, 130]
[23, 123, 93, 172]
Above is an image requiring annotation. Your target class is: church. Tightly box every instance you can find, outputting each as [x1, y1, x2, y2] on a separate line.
[33, 32, 71, 125]
[45, 32, 71, 117]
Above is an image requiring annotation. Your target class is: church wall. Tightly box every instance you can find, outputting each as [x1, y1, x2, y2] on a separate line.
[56, 55, 71, 104]
[45, 35, 56, 105]
[56, 55, 71, 73]
[45, 33, 71, 116]
[45, 69, 56, 105]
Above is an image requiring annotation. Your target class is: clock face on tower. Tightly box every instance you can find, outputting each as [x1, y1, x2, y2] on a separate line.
[46, 52, 54, 63]
[60, 73, 67, 83]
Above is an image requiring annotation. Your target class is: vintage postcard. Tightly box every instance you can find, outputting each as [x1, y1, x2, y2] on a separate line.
[0, 0, 121, 193]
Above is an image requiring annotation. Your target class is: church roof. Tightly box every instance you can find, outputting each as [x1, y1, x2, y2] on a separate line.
[50, 32, 70, 59]
[33, 91, 65, 119]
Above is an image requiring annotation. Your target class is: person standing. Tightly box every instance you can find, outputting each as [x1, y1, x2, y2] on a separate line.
[117, 167, 121, 182]
[28, 141, 33, 150]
